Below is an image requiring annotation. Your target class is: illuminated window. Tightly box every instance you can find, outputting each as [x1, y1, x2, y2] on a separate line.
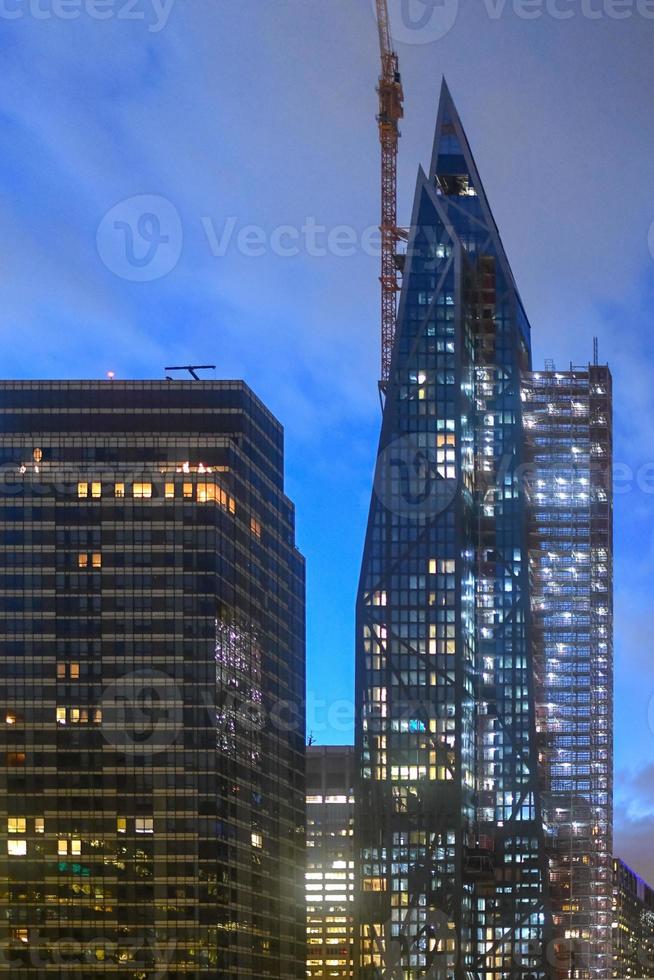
[250, 517, 262, 538]
[77, 482, 88, 499]
[56, 708, 66, 726]
[133, 483, 152, 499]
[251, 832, 263, 849]
[78, 553, 88, 568]
[92, 553, 102, 568]
[8, 818, 26, 834]
[8, 840, 26, 856]
[135, 817, 153, 834]
[57, 664, 66, 679]
[114, 483, 125, 498]
[71, 840, 81, 856]
[91, 482, 101, 498]
[34, 818, 44, 834]
[70, 663, 80, 679]
[197, 483, 216, 503]
[5, 712, 20, 725]
[70, 709, 80, 724]
[6, 753, 25, 767]
[117, 818, 127, 834]
[165, 483, 175, 499]
[58, 840, 68, 856]
[183, 483, 193, 499]
[428, 558, 456, 574]
[13, 929, 28, 944]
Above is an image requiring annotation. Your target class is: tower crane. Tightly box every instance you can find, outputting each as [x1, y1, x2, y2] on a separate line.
[375, 0, 405, 390]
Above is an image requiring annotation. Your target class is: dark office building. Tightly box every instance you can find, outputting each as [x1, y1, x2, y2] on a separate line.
[0, 380, 306, 977]
[524, 362, 613, 979]
[306, 746, 355, 978]
[356, 81, 550, 978]
[612, 858, 654, 978]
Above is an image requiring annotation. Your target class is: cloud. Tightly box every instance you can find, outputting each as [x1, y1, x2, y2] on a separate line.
[615, 794, 654, 884]
[0, 2, 652, 751]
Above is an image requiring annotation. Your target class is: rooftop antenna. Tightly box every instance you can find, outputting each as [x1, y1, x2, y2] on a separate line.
[165, 365, 216, 381]
[593, 337, 598, 366]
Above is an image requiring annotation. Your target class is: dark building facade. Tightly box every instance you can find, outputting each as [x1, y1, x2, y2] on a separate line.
[356, 82, 550, 979]
[612, 858, 654, 978]
[524, 363, 613, 979]
[306, 746, 356, 978]
[0, 380, 306, 977]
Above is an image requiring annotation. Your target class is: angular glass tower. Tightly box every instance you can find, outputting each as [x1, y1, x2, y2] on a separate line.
[0, 380, 306, 977]
[523, 363, 613, 978]
[356, 82, 550, 979]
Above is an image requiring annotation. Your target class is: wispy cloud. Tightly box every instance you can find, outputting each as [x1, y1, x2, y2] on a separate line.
[0, 2, 652, 758]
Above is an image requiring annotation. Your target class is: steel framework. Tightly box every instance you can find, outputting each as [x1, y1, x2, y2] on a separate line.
[524, 364, 613, 980]
[374, 0, 404, 388]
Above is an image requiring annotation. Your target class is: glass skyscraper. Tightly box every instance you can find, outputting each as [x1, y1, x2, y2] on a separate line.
[356, 81, 550, 979]
[523, 362, 613, 979]
[612, 858, 654, 979]
[306, 746, 356, 978]
[0, 380, 306, 977]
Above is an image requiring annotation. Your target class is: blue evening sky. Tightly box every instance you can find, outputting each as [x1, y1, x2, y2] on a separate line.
[1, 0, 654, 872]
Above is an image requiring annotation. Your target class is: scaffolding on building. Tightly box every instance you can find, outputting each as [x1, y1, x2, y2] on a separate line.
[523, 364, 613, 980]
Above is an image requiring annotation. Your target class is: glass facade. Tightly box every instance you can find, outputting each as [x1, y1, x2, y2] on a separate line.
[524, 364, 613, 979]
[306, 746, 355, 978]
[356, 82, 550, 979]
[0, 380, 306, 977]
[612, 858, 654, 978]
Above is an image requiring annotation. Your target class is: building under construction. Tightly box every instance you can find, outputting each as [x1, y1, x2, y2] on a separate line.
[359, 6, 614, 973]
[356, 81, 551, 979]
[523, 362, 613, 979]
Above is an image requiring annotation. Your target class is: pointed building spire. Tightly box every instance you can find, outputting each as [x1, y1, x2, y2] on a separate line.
[430, 78, 487, 203]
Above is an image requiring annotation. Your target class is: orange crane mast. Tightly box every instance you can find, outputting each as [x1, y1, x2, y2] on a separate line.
[375, 0, 405, 389]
